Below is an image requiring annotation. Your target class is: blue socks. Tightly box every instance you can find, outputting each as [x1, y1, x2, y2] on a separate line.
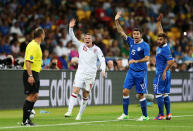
[156, 95, 164, 116]
[123, 96, 130, 115]
[164, 95, 171, 115]
[139, 98, 148, 117]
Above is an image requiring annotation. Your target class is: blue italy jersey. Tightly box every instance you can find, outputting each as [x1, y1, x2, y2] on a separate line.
[126, 36, 150, 71]
[156, 42, 173, 72]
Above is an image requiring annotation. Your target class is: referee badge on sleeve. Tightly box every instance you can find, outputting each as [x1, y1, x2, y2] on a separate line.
[30, 55, 34, 60]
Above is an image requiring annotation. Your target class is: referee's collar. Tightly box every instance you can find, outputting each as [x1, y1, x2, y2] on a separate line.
[33, 40, 40, 45]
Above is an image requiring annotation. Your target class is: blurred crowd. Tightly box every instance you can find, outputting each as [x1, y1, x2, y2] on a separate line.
[0, 0, 192, 71]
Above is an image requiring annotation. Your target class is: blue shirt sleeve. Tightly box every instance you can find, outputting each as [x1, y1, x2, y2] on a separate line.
[126, 36, 133, 47]
[144, 43, 150, 56]
[163, 48, 173, 61]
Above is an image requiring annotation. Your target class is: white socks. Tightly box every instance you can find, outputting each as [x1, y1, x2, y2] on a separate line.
[67, 92, 88, 117]
[67, 93, 78, 113]
[77, 97, 88, 116]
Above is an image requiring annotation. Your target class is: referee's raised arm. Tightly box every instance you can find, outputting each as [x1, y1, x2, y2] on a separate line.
[22, 27, 45, 126]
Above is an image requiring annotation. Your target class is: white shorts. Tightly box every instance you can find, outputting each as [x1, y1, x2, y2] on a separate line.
[73, 72, 96, 92]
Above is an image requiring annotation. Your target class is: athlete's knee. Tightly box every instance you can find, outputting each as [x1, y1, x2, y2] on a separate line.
[123, 89, 130, 96]
[34, 94, 39, 101]
[137, 93, 144, 99]
[83, 90, 89, 98]
[163, 94, 169, 98]
[73, 87, 80, 94]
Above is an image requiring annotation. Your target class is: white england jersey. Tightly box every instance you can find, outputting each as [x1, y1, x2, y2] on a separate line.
[69, 28, 106, 76]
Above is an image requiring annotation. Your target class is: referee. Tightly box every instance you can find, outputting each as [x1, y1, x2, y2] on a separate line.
[22, 27, 45, 126]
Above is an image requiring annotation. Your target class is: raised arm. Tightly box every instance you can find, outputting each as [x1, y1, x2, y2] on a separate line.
[69, 19, 84, 47]
[157, 14, 164, 34]
[115, 11, 127, 40]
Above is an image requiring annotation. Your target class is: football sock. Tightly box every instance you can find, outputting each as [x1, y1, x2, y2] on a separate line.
[31, 102, 35, 110]
[156, 95, 164, 116]
[78, 97, 88, 116]
[23, 100, 33, 123]
[123, 95, 130, 115]
[164, 95, 171, 115]
[139, 98, 148, 117]
[67, 93, 78, 113]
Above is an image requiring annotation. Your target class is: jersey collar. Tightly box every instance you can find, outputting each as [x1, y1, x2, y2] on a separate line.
[159, 43, 167, 48]
[163, 43, 167, 47]
[33, 40, 39, 45]
[135, 39, 143, 44]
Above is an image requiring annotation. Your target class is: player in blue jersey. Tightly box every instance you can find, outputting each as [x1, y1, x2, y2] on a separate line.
[153, 14, 175, 120]
[115, 11, 150, 121]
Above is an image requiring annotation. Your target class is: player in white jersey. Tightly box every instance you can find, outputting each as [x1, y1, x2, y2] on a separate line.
[65, 19, 106, 120]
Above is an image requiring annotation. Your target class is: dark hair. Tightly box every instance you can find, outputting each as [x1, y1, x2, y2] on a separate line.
[133, 28, 142, 33]
[33, 27, 44, 38]
[158, 33, 167, 39]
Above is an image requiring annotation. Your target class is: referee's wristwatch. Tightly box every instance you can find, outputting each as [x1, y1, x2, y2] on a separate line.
[29, 74, 33, 77]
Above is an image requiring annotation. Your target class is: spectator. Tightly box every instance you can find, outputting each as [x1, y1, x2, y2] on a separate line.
[179, 63, 187, 71]
[183, 50, 193, 64]
[116, 59, 125, 71]
[11, 40, 20, 56]
[111, 40, 120, 56]
[58, 56, 68, 69]
[45, 57, 59, 70]
[54, 40, 70, 57]
[107, 60, 114, 71]
[10, 22, 23, 37]
[42, 49, 51, 69]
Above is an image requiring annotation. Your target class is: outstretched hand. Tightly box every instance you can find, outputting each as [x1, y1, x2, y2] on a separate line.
[115, 11, 122, 20]
[69, 19, 76, 28]
[157, 13, 163, 22]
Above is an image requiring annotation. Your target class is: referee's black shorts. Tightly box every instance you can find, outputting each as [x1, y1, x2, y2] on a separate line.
[23, 70, 40, 95]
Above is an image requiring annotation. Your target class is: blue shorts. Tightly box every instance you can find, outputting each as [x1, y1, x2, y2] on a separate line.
[153, 71, 171, 94]
[123, 69, 148, 94]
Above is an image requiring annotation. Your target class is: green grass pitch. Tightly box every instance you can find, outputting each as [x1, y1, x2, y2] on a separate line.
[0, 102, 193, 131]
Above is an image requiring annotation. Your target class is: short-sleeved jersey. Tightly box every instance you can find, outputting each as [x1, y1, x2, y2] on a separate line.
[126, 36, 150, 71]
[23, 40, 42, 72]
[156, 43, 173, 73]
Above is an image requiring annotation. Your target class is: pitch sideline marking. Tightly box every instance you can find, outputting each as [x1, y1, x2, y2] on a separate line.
[0, 119, 125, 130]
[0, 115, 193, 130]
[83, 123, 193, 128]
